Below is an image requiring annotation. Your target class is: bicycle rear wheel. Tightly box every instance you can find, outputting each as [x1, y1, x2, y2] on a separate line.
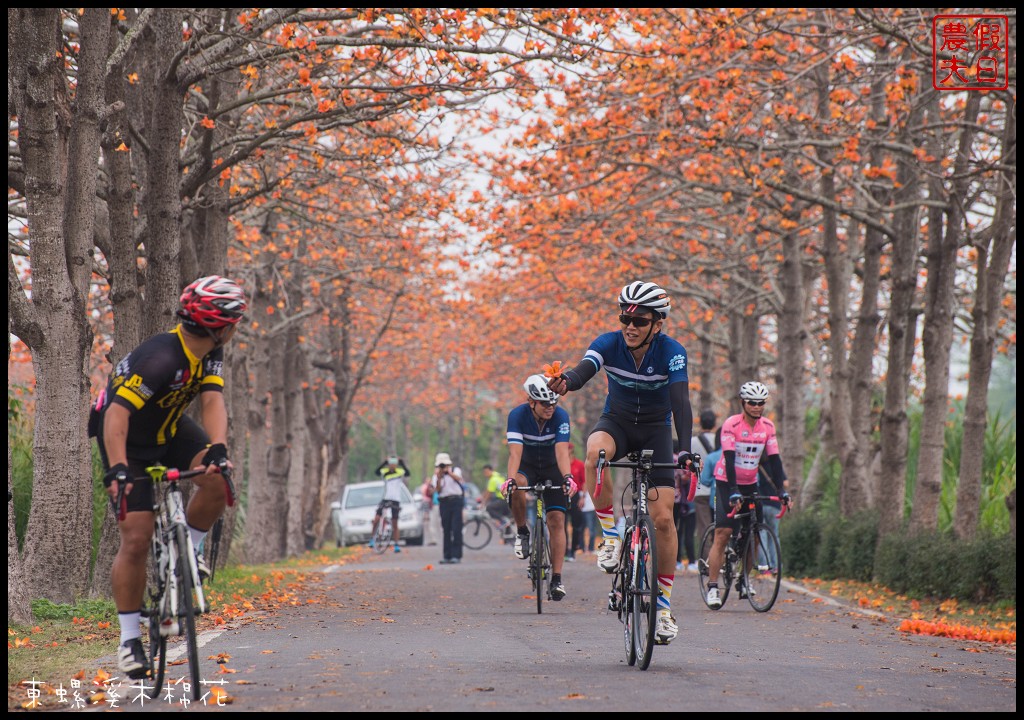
[173, 524, 202, 699]
[462, 517, 492, 550]
[743, 522, 781, 612]
[631, 516, 658, 670]
[697, 525, 716, 608]
[205, 518, 223, 584]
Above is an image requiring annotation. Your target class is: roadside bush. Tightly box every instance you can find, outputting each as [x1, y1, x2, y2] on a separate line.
[833, 510, 879, 582]
[987, 532, 1016, 601]
[780, 511, 823, 576]
[875, 528, 1016, 602]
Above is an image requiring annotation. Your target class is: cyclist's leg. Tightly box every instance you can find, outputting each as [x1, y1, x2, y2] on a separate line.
[508, 472, 529, 532]
[544, 493, 568, 577]
[174, 418, 227, 540]
[706, 480, 739, 583]
[586, 417, 626, 549]
[391, 503, 401, 544]
[103, 450, 157, 670]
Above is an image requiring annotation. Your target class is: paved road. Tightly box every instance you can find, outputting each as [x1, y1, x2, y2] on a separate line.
[134, 539, 1015, 712]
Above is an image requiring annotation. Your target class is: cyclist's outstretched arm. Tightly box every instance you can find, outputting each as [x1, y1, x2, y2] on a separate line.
[547, 357, 599, 395]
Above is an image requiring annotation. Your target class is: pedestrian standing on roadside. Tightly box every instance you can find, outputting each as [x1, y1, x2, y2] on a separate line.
[430, 452, 465, 564]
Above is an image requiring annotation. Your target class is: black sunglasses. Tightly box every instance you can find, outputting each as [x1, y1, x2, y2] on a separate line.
[534, 400, 558, 408]
[619, 314, 654, 328]
[745, 400, 766, 406]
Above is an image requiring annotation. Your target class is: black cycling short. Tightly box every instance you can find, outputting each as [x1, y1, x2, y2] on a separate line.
[714, 481, 762, 532]
[96, 414, 210, 514]
[486, 498, 511, 520]
[376, 499, 401, 519]
[514, 461, 568, 513]
[591, 414, 675, 488]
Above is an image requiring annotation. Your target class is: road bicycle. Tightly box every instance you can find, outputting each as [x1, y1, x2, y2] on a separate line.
[601, 449, 699, 670]
[508, 478, 567, 614]
[697, 491, 786, 613]
[113, 463, 235, 700]
[462, 505, 516, 550]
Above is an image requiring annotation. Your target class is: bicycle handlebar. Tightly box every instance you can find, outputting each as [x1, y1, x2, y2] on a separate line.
[507, 479, 570, 496]
[112, 464, 235, 522]
[725, 493, 788, 520]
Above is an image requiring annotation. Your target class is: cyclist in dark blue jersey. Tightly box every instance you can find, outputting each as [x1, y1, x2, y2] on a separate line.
[547, 281, 694, 644]
[91, 275, 247, 678]
[502, 375, 577, 600]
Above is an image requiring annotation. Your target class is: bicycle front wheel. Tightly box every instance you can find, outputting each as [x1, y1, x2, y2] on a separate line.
[533, 523, 549, 614]
[145, 533, 167, 699]
[462, 517, 492, 550]
[173, 524, 201, 699]
[373, 520, 392, 554]
[743, 522, 781, 612]
[631, 516, 658, 670]
[620, 523, 637, 666]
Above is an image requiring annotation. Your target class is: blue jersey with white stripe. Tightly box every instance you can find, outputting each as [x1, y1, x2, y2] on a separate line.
[506, 404, 571, 466]
[582, 331, 689, 425]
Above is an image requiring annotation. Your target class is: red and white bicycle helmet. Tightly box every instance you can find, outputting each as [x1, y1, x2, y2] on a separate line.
[178, 275, 248, 329]
[618, 281, 670, 319]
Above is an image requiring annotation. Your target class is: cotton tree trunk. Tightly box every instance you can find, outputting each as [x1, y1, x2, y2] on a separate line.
[956, 111, 1015, 540]
[776, 228, 807, 494]
[912, 93, 979, 531]
[244, 256, 288, 563]
[9, 8, 106, 603]
[876, 95, 927, 534]
[141, 8, 187, 337]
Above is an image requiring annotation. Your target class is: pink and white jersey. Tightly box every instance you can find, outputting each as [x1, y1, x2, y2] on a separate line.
[713, 414, 780, 485]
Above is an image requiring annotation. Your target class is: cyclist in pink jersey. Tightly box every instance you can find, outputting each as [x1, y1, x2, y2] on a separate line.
[705, 381, 790, 608]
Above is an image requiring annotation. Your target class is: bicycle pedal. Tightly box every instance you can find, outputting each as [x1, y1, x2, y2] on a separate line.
[607, 590, 621, 612]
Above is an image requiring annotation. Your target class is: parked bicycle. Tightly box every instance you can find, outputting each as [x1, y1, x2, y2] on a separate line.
[601, 449, 698, 670]
[507, 478, 568, 614]
[696, 491, 786, 613]
[113, 463, 235, 699]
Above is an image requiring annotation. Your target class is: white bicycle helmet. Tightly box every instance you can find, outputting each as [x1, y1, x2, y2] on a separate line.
[524, 374, 558, 403]
[618, 281, 670, 319]
[738, 381, 769, 402]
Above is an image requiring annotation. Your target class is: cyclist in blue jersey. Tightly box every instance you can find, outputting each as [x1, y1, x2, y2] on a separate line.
[91, 275, 247, 678]
[547, 281, 694, 644]
[502, 375, 577, 600]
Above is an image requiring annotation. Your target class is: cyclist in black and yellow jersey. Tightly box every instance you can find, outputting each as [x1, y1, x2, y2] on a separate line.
[91, 275, 247, 679]
[370, 455, 413, 552]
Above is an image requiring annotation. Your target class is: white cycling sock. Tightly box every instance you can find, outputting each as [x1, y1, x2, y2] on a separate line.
[188, 524, 208, 552]
[119, 611, 142, 644]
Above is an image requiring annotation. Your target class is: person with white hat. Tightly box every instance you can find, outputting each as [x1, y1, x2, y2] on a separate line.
[429, 452, 465, 563]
